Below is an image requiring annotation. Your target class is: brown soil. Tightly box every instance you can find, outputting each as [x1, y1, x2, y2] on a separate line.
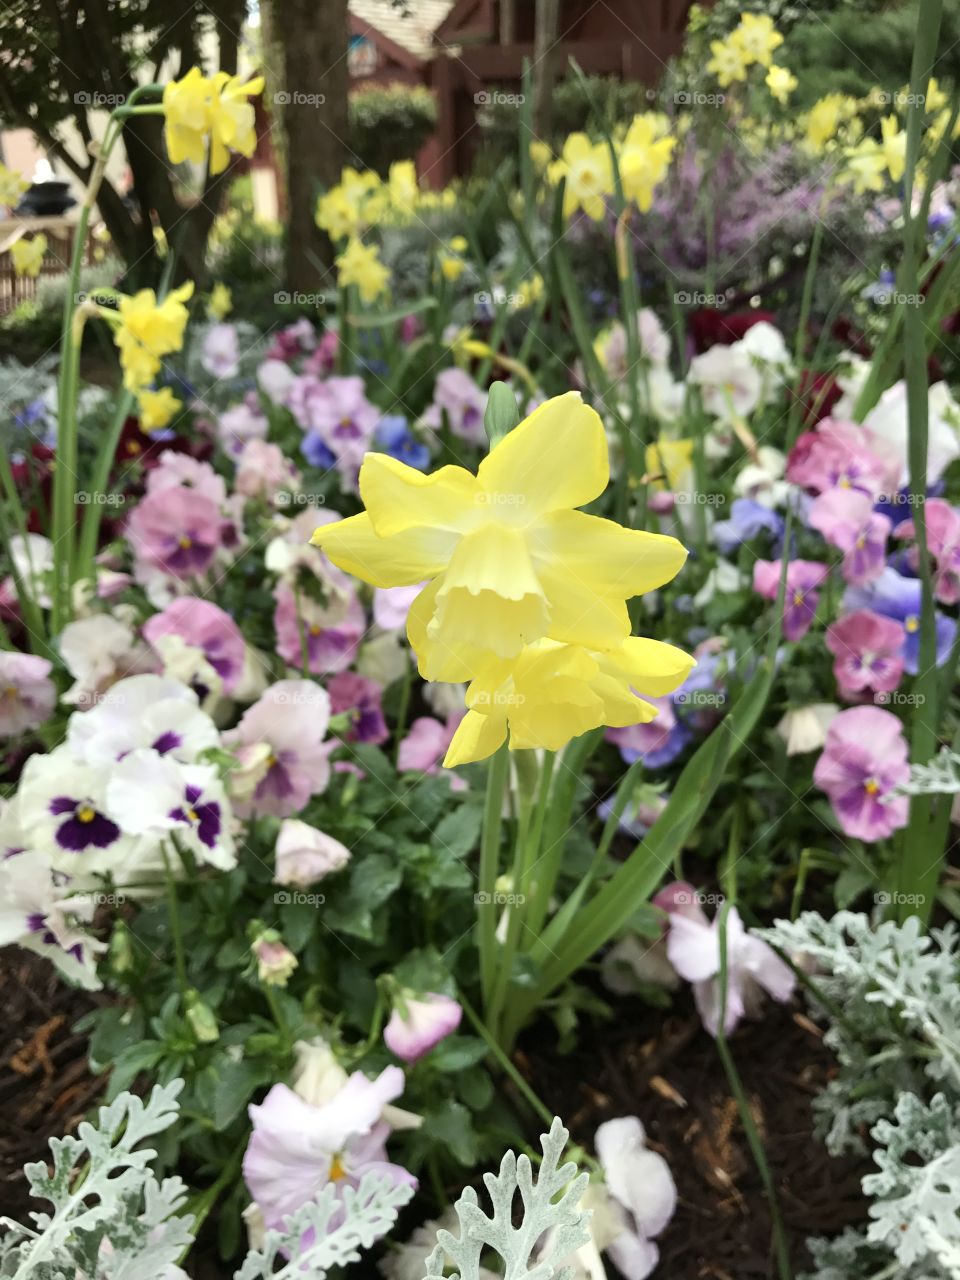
[520, 994, 868, 1278]
[0, 949, 866, 1278]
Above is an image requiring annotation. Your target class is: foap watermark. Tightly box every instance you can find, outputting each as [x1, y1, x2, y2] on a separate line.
[674, 491, 726, 507]
[875, 690, 926, 707]
[874, 90, 926, 108]
[75, 490, 125, 507]
[74, 91, 127, 107]
[474, 90, 525, 107]
[273, 91, 326, 107]
[475, 491, 525, 507]
[473, 690, 526, 707]
[72, 890, 126, 908]
[874, 890, 926, 907]
[873, 290, 925, 307]
[274, 291, 326, 306]
[273, 688, 328, 707]
[474, 891, 526, 906]
[672, 889, 725, 908]
[75, 290, 116, 307]
[675, 290, 726, 306]
[274, 491, 327, 507]
[875, 492, 925, 506]
[675, 690, 726, 708]
[476, 289, 526, 307]
[274, 890, 326, 907]
[674, 90, 725, 107]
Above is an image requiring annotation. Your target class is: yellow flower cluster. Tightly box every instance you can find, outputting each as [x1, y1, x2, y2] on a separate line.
[545, 111, 676, 220]
[315, 160, 449, 242]
[114, 282, 194, 393]
[707, 12, 784, 87]
[335, 238, 390, 303]
[438, 235, 469, 282]
[312, 393, 693, 765]
[163, 67, 264, 175]
[0, 163, 27, 207]
[11, 234, 47, 279]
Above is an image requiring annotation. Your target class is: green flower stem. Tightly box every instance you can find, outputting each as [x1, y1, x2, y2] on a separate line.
[180, 1138, 245, 1259]
[715, 903, 792, 1280]
[460, 992, 554, 1128]
[161, 843, 189, 1000]
[478, 745, 510, 1006]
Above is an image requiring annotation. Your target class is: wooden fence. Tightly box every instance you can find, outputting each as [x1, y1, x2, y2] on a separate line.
[0, 217, 99, 315]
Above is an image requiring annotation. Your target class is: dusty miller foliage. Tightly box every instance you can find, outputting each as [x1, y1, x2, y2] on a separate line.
[424, 1116, 591, 1280]
[0, 1084, 589, 1280]
[762, 912, 960, 1280]
[891, 747, 960, 797]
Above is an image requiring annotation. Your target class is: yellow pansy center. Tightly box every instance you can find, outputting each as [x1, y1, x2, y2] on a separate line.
[792, 590, 805, 606]
[905, 615, 919, 633]
[179, 536, 192, 550]
[864, 777, 880, 795]
[329, 1154, 347, 1181]
[76, 804, 96, 823]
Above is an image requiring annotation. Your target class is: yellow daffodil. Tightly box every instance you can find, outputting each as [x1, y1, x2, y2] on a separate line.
[163, 66, 262, 175]
[529, 140, 552, 171]
[765, 65, 797, 105]
[335, 237, 390, 303]
[115, 282, 194, 393]
[439, 236, 469, 282]
[517, 273, 544, 308]
[731, 13, 783, 67]
[388, 160, 418, 216]
[880, 115, 907, 182]
[11, 234, 47, 278]
[924, 77, 949, 114]
[311, 391, 688, 680]
[646, 438, 695, 492]
[442, 634, 694, 765]
[804, 93, 859, 151]
[549, 133, 613, 220]
[138, 386, 182, 431]
[317, 167, 382, 239]
[208, 282, 232, 320]
[706, 38, 750, 87]
[0, 163, 27, 207]
[843, 137, 887, 193]
[619, 114, 676, 212]
[316, 187, 358, 240]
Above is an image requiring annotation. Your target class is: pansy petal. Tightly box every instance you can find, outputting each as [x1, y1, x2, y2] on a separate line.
[359, 453, 478, 537]
[311, 513, 454, 587]
[477, 392, 608, 514]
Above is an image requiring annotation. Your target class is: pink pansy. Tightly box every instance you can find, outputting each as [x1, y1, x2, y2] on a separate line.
[659, 885, 796, 1036]
[825, 610, 905, 700]
[593, 1116, 677, 1280]
[201, 322, 240, 379]
[258, 358, 295, 405]
[126, 487, 222, 579]
[275, 819, 351, 887]
[808, 488, 890, 585]
[899, 498, 960, 604]
[753, 559, 829, 641]
[143, 598, 247, 695]
[289, 374, 379, 478]
[243, 1067, 416, 1229]
[302, 329, 339, 375]
[218, 396, 268, 458]
[384, 992, 462, 1063]
[328, 671, 388, 745]
[146, 451, 226, 504]
[0, 653, 56, 737]
[273, 581, 365, 675]
[398, 716, 461, 775]
[373, 584, 423, 631]
[421, 368, 486, 444]
[225, 680, 332, 818]
[267, 317, 318, 361]
[813, 705, 910, 841]
[786, 419, 894, 498]
[235, 440, 300, 501]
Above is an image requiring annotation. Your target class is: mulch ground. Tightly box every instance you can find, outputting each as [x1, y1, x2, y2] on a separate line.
[0, 948, 866, 1277]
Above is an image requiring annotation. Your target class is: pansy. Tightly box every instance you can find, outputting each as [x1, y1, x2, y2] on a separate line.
[775, 703, 839, 755]
[591, 1117, 677, 1280]
[235, 439, 300, 502]
[375, 415, 431, 470]
[688, 344, 762, 424]
[420, 368, 487, 445]
[373, 584, 423, 631]
[384, 991, 462, 1063]
[0, 652, 56, 737]
[289, 375, 379, 481]
[66, 674, 218, 767]
[863, 380, 960, 486]
[17, 751, 133, 872]
[273, 578, 365, 676]
[713, 498, 783, 555]
[328, 671, 389, 745]
[275, 819, 351, 888]
[244, 1066, 415, 1229]
[606, 695, 692, 769]
[786, 419, 893, 498]
[225, 680, 332, 818]
[312, 393, 687, 676]
[58, 615, 144, 707]
[0, 849, 105, 989]
[143, 598, 246, 696]
[106, 749, 235, 870]
[658, 883, 796, 1035]
[442, 636, 694, 766]
[146, 450, 227, 504]
[126, 485, 222, 579]
[753, 559, 829, 641]
[398, 715, 464, 781]
[809, 487, 890, 585]
[825, 610, 905, 700]
[844, 566, 957, 674]
[898, 497, 960, 604]
[201, 322, 240, 379]
[218, 396, 268, 458]
[813, 705, 909, 841]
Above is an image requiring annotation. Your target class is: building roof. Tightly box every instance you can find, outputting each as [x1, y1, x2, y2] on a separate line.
[349, 0, 455, 62]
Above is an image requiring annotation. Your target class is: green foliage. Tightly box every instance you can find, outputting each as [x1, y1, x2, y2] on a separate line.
[348, 82, 438, 176]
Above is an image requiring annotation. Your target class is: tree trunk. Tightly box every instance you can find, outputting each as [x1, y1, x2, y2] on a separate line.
[532, 0, 561, 139]
[280, 0, 349, 290]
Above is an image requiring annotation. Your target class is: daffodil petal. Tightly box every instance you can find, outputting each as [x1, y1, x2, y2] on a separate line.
[408, 580, 490, 682]
[530, 509, 687, 598]
[607, 637, 696, 696]
[311, 513, 453, 588]
[536, 566, 631, 649]
[477, 391, 608, 515]
[359, 453, 478, 537]
[443, 710, 507, 767]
